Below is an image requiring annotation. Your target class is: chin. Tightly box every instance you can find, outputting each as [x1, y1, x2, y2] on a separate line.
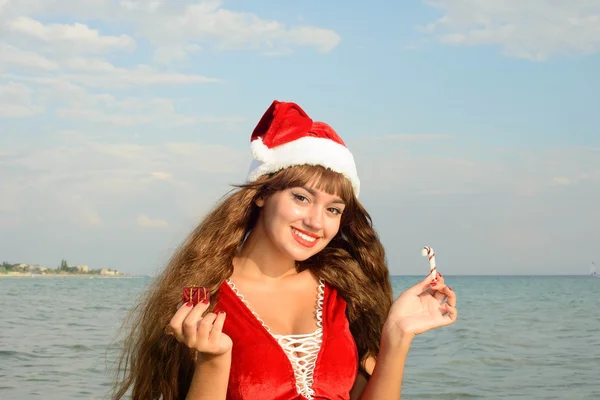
[287, 246, 326, 262]
[294, 254, 313, 262]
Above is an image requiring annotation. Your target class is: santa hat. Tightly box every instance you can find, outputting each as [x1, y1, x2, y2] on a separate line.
[247, 100, 360, 196]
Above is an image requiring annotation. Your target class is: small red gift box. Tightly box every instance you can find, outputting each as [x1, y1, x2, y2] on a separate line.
[182, 286, 209, 306]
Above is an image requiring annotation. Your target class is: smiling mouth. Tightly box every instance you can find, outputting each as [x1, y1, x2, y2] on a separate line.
[291, 227, 320, 244]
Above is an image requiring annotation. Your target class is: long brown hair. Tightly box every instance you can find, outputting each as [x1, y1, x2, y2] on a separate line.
[112, 165, 393, 399]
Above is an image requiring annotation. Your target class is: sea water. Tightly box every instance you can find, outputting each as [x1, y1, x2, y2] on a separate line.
[1, 275, 599, 399]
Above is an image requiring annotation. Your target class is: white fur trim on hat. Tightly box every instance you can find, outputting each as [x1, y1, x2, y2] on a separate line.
[247, 136, 360, 196]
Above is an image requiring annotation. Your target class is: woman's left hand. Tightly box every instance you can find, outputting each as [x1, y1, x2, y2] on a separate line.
[384, 272, 457, 341]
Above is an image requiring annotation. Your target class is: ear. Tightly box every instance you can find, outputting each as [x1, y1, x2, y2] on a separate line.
[255, 197, 265, 207]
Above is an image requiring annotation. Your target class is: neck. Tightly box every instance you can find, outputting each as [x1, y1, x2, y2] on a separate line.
[233, 226, 298, 282]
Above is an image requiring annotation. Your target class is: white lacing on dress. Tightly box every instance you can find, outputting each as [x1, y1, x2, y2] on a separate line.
[227, 279, 325, 400]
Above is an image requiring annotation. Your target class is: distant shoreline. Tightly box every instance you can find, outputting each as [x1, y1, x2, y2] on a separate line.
[0, 273, 140, 278]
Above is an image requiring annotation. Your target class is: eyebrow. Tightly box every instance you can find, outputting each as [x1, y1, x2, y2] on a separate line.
[303, 186, 346, 205]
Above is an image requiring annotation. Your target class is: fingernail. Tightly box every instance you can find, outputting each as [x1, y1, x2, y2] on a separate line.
[201, 298, 210, 304]
[218, 311, 225, 315]
[438, 272, 443, 278]
[186, 301, 193, 307]
[448, 286, 453, 291]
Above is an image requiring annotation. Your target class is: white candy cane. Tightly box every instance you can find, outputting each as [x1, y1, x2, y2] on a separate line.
[421, 246, 437, 279]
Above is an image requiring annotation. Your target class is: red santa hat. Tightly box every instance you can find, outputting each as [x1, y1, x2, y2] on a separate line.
[247, 100, 361, 196]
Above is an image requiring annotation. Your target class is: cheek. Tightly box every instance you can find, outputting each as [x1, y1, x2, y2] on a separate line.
[264, 201, 302, 228]
[324, 218, 341, 238]
[278, 202, 304, 221]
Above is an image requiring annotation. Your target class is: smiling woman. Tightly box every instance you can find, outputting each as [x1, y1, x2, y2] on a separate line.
[112, 100, 457, 400]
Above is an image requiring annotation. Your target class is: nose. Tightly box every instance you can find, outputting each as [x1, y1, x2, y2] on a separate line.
[303, 204, 323, 232]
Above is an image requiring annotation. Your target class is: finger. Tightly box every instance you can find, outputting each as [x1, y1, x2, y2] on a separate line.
[430, 275, 447, 293]
[424, 287, 446, 302]
[209, 311, 226, 343]
[440, 303, 458, 324]
[197, 312, 218, 342]
[435, 272, 445, 286]
[443, 286, 456, 308]
[431, 289, 447, 303]
[409, 272, 436, 295]
[182, 301, 211, 341]
[168, 301, 196, 337]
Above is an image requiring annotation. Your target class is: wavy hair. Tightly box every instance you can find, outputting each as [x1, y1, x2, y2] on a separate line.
[112, 165, 393, 400]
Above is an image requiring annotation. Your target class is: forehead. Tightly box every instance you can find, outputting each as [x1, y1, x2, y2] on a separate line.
[302, 178, 344, 202]
[275, 166, 354, 203]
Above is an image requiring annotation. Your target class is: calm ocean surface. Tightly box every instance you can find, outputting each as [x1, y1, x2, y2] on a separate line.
[1, 275, 599, 399]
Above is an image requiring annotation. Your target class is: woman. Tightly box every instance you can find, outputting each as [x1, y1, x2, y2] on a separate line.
[113, 100, 457, 400]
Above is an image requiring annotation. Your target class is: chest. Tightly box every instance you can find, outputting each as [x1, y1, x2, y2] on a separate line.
[229, 281, 322, 336]
[218, 281, 359, 400]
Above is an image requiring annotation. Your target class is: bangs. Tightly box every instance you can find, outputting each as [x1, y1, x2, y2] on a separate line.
[258, 165, 356, 205]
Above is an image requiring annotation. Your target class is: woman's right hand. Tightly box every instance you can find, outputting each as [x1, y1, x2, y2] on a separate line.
[168, 301, 233, 357]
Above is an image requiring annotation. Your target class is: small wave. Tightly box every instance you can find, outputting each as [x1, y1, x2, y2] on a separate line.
[72, 344, 93, 351]
[0, 350, 34, 361]
[55, 344, 93, 351]
[23, 378, 53, 382]
[453, 357, 536, 366]
[408, 391, 481, 398]
[87, 305, 113, 310]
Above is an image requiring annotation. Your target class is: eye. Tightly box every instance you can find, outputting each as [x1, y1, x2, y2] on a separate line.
[328, 207, 343, 216]
[293, 193, 309, 203]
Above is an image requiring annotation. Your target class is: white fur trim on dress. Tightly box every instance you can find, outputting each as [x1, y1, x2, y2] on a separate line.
[247, 136, 361, 196]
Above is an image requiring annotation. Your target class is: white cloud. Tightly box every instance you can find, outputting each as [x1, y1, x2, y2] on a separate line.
[63, 57, 117, 73]
[0, 0, 333, 137]
[8, 17, 136, 53]
[151, 172, 172, 181]
[3, 64, 219, 89]
[153, 44, 202, 64]
[2, 136, 598, 274]
[164, 142, 249, 174]
[554, 177, 571, 185]
[0, 137, 248, 222]
[137, 214, 168, 229]
[56, 108, 157, 126]
[78, 206, 102, 227]
[0, 43, 58, 71]
[421, 0, 600, 60]
[128, 0, 340, 60]
[285, 26, 341, 53]
[0, 72, 227, 129]
[349, 142, 600, 275]
[195, 116, 247, 124]
[56, 130, 88, 141]
[0, 0, 339, 62]
[52, 94, 233, 127]
[353, 138, 600, 199]
[0, 81, 43, 117]
[382, 134, 456, 141]
[65, 65, 220, 88]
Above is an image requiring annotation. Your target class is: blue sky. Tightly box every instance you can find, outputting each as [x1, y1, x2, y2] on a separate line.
[1, 0, 598, 275]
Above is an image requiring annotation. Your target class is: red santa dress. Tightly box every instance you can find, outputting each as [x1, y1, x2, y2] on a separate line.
[214, 279, 359, 400]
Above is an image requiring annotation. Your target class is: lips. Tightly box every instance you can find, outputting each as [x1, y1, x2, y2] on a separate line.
[291, 227, 320, 248]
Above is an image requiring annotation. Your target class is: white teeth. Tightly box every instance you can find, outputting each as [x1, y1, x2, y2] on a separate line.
[292, 228, 317, 242]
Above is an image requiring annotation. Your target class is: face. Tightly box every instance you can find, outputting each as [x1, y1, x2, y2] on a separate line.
[255, 183, 346, 261]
